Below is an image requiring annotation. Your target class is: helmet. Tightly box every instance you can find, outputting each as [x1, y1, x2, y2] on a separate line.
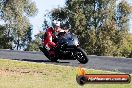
[52, 20, 60, 28]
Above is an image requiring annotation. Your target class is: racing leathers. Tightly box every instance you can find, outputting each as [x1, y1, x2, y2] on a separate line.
[43, 27, 56, 50]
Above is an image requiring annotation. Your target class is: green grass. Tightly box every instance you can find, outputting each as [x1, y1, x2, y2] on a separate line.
[0, 59, 131, 88]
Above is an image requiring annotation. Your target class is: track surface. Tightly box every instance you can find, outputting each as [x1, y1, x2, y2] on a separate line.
[0, 50, 132, 73]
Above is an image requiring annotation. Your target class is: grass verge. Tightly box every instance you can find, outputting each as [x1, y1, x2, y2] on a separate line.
[0, 59, 131, 88]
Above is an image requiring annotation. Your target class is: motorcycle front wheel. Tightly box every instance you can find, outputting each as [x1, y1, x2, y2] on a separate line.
[75, 47, 88, 64]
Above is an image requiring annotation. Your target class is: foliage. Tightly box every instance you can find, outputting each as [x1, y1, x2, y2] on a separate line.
[26, 31, 43, 51]
[47, 0, 132, 57]
[0, 0, 38, 50]
[27, 16, 50, 51]
[0, 25, 13, 49]
[22, 25, 33, 51]
[121, 34, 132, 58]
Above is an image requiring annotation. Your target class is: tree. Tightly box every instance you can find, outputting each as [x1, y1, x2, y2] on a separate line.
[22, 25, 33, 51]
[49, 0, 132, 56]
[0, 0, 38, 50]
[27, 14, 51, 51]
[0, 25, 12, 49]
[26, 32, 43, 51]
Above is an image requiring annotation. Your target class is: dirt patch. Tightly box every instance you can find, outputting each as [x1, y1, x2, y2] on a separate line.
[0, 68, 45, 76]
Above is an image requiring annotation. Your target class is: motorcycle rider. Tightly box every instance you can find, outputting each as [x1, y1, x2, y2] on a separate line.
[43, 20, 68, 52]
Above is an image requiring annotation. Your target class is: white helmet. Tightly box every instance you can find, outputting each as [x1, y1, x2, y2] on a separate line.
[52, 20, 60, 28]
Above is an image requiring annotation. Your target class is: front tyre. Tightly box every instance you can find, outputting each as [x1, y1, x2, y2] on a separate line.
[75, 47, 88, 64]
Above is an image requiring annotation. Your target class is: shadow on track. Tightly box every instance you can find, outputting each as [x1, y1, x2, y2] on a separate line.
[12, 59, 70, 64]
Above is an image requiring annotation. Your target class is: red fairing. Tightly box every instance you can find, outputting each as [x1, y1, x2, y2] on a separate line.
[43, 27, 56, 48]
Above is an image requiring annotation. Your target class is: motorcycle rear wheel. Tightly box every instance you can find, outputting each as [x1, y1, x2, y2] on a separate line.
[39, 46, 58, 62]
[49, 57, 58, 62]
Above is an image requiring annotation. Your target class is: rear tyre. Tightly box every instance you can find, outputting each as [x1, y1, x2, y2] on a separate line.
[75, 47, 88, 64]
[49, 57, 58, 62]
[39, 46, 58, 62]
[48, 50, 58, 62]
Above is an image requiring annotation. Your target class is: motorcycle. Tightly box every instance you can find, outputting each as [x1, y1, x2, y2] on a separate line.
[39, 32, 88, 64]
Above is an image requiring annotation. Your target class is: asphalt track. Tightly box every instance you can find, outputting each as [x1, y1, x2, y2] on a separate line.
[0, 50, 132, 74]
